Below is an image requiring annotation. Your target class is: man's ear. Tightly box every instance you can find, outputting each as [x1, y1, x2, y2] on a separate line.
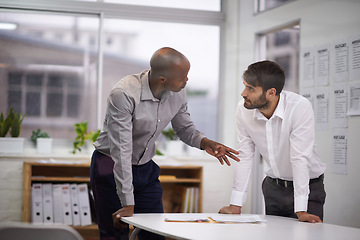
[267, 88, 277, 97]
[160, 76, 166, 83]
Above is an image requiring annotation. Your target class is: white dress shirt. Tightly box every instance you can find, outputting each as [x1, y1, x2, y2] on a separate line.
[230, 90, 326, 212]
[94, 70, 204, 206]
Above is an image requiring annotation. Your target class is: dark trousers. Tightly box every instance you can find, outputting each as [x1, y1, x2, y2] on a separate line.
[262, 175, 326, 220]
[90, 150, 165, 240]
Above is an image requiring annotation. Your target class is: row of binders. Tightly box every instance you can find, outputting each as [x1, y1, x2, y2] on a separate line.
[31, 183, 92, 226]
[182, 187, 199, 213]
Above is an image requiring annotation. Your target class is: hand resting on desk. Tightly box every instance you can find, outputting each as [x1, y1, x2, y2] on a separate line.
[296, 211, 322, 223]
[219, 205, 322, 224]
[112, 205, 134, 228]
[218, 204, 242, 214]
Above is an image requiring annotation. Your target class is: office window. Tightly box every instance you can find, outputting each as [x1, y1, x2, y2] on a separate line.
[254, 0, 294, 13]
[0, 3, 222, 141]
[101, 19, 220, 140]
[0, 11, 99, 138]
[7, 68, 85, 127]
[257, 24, 300, 92]
[274, 31, 291, 46]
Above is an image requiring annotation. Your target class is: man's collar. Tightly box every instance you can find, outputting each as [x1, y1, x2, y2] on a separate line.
[253, 92, 285, 120]
[140, 70, 155, 101]
[140, 70, 172, 102]
[273, 92, 285, 119]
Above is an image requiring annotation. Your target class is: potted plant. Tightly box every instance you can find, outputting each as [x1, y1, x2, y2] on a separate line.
[0, 107, 26, 153]
[72, 121, 100, 154]
[161, 127, 184, 157]
[31, 129, 52, 154]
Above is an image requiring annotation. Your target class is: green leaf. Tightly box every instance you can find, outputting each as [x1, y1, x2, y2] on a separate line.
[72, 121, 100, 154]
[161, 128, 178, 141]
[1, 108, 26, 138]
[31, 129, 50, 144]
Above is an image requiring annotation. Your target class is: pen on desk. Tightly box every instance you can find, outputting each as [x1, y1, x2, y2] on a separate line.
[196, 219, 209, 223]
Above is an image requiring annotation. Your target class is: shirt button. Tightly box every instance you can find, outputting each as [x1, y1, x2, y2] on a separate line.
[145, 147, 149, 151]
[158, 119, 161, 122]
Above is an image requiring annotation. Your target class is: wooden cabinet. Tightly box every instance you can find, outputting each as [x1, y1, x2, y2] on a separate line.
[22, 161, 202, 239]
[159, 165, 203, 213]
[21, 161, 98, 239]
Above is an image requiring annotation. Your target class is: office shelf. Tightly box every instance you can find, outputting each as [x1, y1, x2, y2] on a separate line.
[22, 161, 202, 239]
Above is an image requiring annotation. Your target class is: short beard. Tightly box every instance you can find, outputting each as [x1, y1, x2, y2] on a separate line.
[243, 91, 269, 110]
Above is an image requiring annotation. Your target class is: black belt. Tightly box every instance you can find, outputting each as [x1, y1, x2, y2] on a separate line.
[269, 174, 324, 188]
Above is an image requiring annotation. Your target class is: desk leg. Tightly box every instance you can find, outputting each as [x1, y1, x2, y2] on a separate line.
[129, 227, 141, 240]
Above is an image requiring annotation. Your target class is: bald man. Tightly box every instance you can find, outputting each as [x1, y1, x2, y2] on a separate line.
[90, 47, 239, 240]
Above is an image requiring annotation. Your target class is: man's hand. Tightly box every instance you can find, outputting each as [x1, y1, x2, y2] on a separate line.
[219, 205, 242, 214]
[200, 138, 240, 166]
[296, 211, 322, 223]
[112, 205, 134, 228]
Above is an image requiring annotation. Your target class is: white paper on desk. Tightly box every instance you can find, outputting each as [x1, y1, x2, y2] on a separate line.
[209, 214, 266, 223]
[164, 214, 210, 222]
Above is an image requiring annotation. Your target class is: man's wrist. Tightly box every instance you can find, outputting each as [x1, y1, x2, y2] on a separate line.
[200, 137, 209, 150]
[230, 204, 242, 214]
[296, 211, 307, 218]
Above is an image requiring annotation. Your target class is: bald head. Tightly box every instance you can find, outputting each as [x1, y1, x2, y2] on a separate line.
[150, 47, 190, 78]
[148, 47, 190, 95]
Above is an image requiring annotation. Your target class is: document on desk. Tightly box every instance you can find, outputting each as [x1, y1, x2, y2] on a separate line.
[164, 214, 210, 223]
[163, 214, 266, 223]
[209, 214, 266, 223]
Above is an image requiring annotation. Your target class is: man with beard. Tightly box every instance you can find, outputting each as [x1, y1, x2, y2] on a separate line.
[219, 60, 326, 223]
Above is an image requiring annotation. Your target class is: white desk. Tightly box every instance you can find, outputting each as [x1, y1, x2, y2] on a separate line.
[121, 213, 360, 240]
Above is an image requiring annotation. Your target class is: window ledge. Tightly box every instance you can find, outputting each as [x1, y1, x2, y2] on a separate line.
[0, 138, 92, 160]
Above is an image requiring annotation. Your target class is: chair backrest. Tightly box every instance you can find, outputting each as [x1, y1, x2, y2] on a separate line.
[0, 222, 84, 240]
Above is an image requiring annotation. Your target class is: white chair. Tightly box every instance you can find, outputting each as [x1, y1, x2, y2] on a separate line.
[0, 222, 84, 240]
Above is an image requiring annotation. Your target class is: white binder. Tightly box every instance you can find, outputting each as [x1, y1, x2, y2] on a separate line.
[77, 183, 92, 226]
[52, 184, 63, 224]
[70, 184, 81, 226]
[31, 183, 43, 223]
[42, 183, 53, 224]
[61, 184, 73, 225]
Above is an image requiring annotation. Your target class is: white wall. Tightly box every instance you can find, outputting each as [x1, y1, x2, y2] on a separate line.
[223, 0, 360, 228]
[0, 160, 23, 222]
